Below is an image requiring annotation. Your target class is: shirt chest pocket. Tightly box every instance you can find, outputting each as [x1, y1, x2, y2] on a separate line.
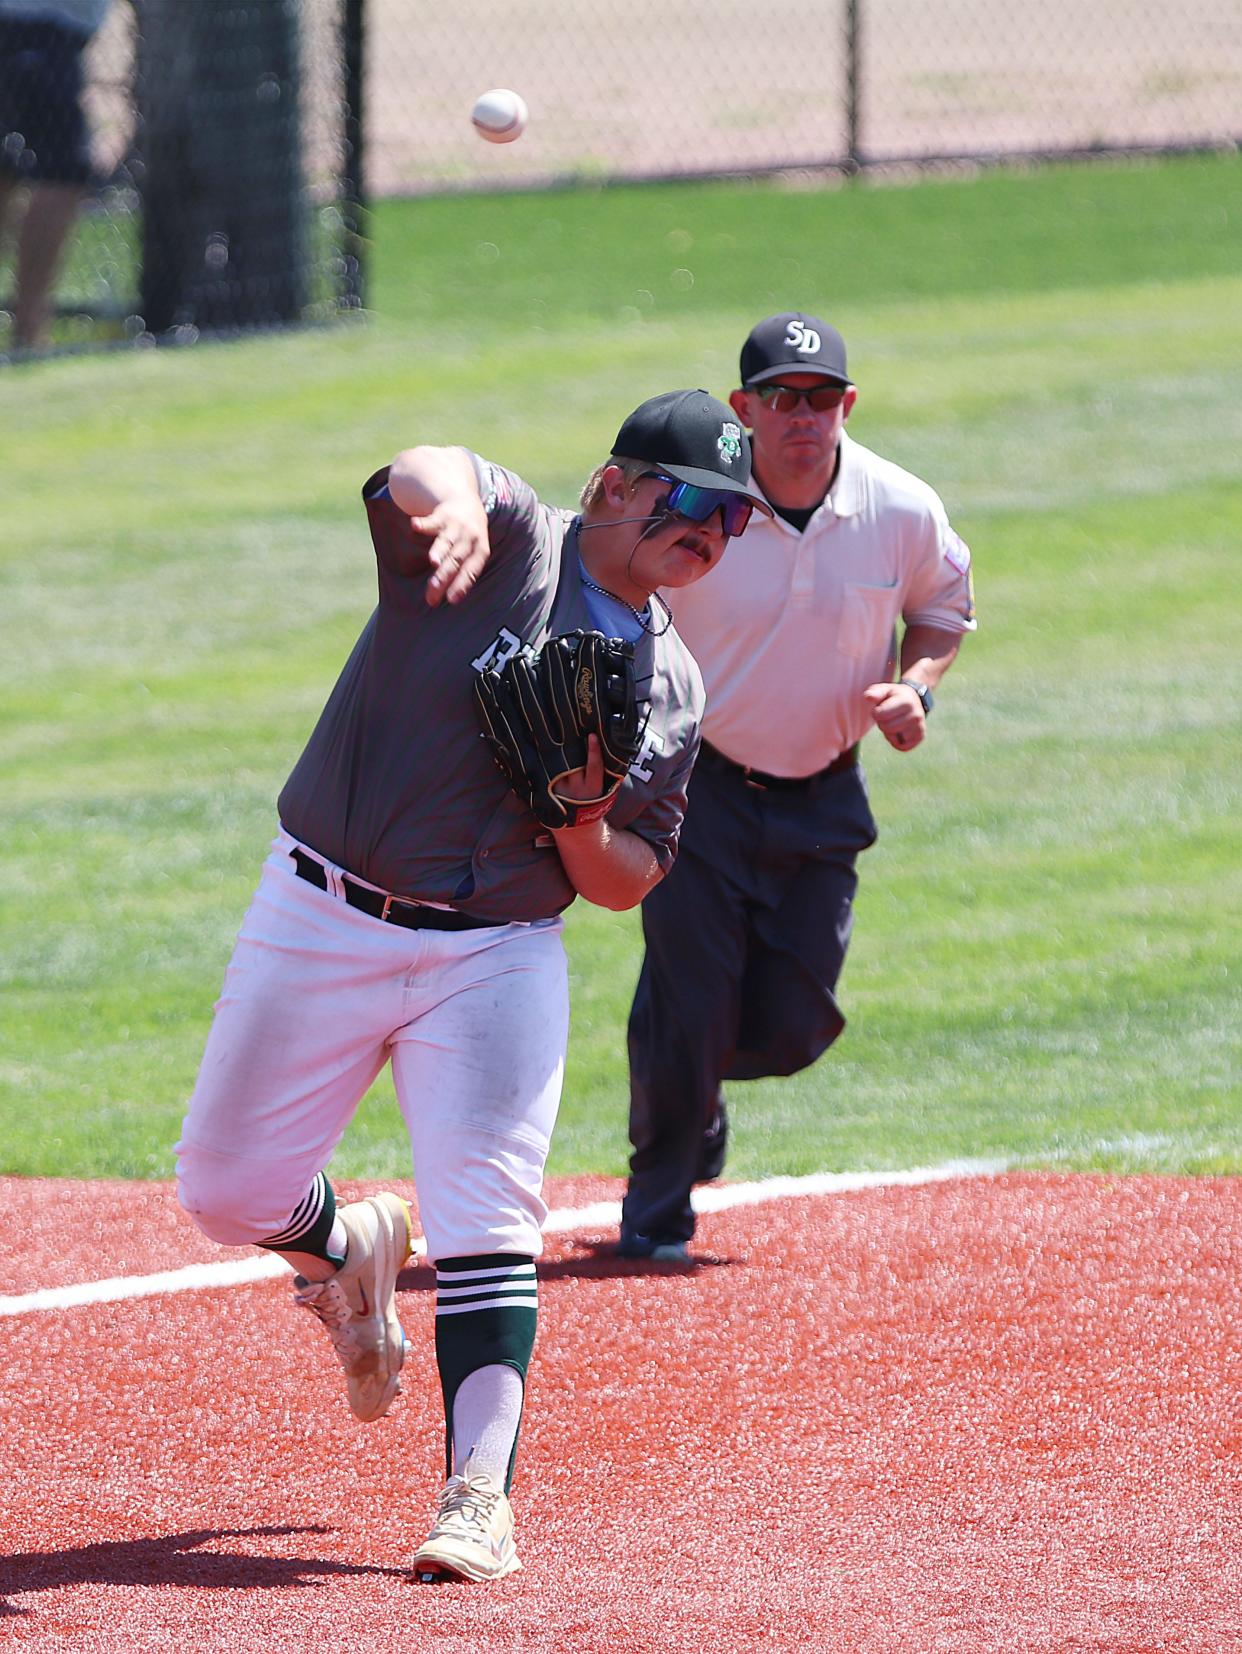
[836, 580, 898, 661]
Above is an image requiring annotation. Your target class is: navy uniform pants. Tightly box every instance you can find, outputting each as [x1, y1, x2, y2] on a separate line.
[622, 749, 878, 1247]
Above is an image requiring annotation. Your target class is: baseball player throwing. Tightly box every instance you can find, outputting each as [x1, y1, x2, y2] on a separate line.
[175, 389, 768, 1581]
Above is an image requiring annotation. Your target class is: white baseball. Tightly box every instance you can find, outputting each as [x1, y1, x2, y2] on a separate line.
[470, 88, 528, 145]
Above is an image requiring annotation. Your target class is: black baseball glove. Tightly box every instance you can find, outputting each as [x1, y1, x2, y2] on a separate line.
[474, 630, 645, 829]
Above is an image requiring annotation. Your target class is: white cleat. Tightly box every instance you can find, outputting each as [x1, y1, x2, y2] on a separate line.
[293, 1192, 412, 1422]
[411, 1458, 522, 1583]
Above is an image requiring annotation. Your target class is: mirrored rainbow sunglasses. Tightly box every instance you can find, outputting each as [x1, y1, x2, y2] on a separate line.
[641, 473, 756, 538]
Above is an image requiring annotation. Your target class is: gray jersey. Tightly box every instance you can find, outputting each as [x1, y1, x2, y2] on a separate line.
[278, 452, 705, 922]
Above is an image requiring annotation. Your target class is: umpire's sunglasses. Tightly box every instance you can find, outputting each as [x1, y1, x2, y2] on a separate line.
[641, 473, 755, 538]
[752, 382, 850, 413]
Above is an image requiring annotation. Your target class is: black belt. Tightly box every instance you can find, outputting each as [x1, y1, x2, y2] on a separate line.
[290, 849, 507, 932]
[697, 740, 858, 792]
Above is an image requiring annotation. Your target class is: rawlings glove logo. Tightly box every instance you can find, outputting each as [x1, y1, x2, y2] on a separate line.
[574, 665, 595, 722]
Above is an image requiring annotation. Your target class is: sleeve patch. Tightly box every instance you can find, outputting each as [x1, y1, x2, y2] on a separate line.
[478, 460, 515, 515]
[944, 530, 972, 576]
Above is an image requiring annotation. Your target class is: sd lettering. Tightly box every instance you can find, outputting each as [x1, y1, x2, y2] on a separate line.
[784, 319, 821, 355]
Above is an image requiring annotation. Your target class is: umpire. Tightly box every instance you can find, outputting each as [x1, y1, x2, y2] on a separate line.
[619, 313, 978, 1259]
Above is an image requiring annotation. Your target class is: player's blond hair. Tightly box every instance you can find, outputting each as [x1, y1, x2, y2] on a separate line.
[578, 456, 651, 514]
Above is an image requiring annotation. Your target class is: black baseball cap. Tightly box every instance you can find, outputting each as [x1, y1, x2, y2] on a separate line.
[739, 312, 852, 387]
[611, 388, 770, 510]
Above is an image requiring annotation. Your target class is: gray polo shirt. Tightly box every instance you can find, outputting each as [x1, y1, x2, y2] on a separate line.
[278, 452, 705, 922]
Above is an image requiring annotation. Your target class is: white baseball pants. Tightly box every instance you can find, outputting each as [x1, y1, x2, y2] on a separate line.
[176, 832, 569, 1261]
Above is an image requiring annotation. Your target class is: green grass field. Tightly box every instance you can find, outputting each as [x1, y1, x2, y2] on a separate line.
[2, 153, 1239, 1184]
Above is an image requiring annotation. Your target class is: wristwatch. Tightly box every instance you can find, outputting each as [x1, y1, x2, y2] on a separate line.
[900, 677, 934, 715]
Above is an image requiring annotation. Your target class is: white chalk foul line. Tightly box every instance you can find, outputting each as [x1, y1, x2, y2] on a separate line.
[1, 1253, 295, 1315]
[0, 1159, 1004, 1317]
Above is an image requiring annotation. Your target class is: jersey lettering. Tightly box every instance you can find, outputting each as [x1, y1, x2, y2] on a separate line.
[785, 319, 822, 355]
[471, 628, 523, 674]
[629, 719, 663, 783]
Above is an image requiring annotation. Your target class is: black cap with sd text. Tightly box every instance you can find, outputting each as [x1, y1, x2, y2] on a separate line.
[740, 313, 852, 387]
[611, 388, 768, 506]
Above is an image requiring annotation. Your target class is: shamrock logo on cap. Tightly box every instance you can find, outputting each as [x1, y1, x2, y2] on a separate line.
[717, 422, 743, 466]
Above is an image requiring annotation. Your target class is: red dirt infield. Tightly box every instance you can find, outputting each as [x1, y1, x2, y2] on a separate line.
[2, 1171, 1240, 1651]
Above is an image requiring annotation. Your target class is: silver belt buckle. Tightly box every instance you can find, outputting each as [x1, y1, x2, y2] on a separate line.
[380, 892, 422, 922]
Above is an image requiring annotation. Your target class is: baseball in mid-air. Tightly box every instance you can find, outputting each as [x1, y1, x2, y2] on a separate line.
[470, 88, 528, 144]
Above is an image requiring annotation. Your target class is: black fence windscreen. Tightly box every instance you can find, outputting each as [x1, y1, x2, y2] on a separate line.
[0, 0, 359, 356]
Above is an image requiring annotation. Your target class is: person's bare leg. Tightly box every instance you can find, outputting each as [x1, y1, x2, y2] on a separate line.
[0, 175, 21, 321]
[0, 175, 18, 249]
[1, 177, 22, 349]
[12, 181, 82, 348]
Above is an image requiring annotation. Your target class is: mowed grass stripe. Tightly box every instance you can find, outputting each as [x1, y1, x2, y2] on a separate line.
[1, 155, 1238, 1179]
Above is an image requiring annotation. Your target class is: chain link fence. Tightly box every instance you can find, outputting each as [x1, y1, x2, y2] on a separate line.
[364, 0, 1241, 194]
[2, 0, 1238, 355]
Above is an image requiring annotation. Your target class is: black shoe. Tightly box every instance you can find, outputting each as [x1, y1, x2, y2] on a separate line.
[696, 1104, 728, 1184]
[617, 1225, 689, 1261]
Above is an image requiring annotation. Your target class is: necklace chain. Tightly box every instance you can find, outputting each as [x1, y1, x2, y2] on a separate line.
[580, 575, 674, 637]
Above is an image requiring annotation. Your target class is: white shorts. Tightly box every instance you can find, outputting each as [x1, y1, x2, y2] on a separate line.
[176, 833, 569, 1261]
